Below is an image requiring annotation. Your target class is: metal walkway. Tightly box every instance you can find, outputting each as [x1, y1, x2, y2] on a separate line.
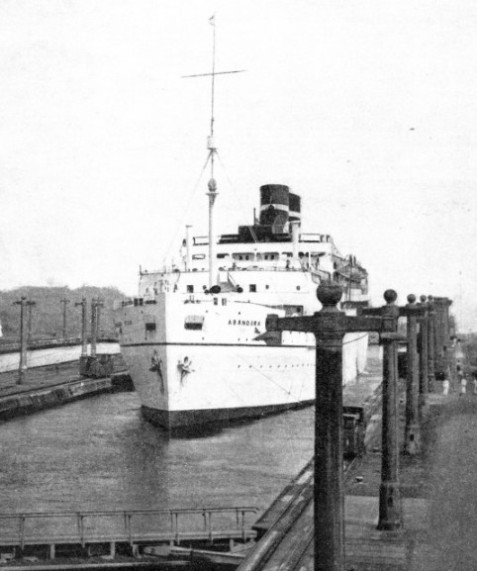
[0, 507, 258, 559]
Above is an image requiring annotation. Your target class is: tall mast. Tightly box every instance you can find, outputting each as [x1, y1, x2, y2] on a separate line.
[183, 17, 244, 288]
[210, 15, 216, 177]
[207, 15, 218, 288]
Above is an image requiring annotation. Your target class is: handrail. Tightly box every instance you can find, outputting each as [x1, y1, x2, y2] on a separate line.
[0, 507, 259, 547]
[0, 506, 258, 518]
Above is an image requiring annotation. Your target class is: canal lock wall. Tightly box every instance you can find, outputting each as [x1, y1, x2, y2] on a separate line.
[0, 354, 132, 422]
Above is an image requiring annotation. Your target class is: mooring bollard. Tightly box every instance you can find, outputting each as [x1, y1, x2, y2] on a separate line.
[266, 283, 383, 571]
[418, 296, 429, 412]
[363, 290, 404, 530]
[13, 296, 28, 385]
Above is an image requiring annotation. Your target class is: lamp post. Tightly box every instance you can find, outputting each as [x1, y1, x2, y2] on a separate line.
[13, 297, 28, 384]
[26, 300, 36, 346]
[402, 295, 424, 456]
[266, 284, 387, 570]
[75, 298, 88, 357]
[90, 298, 104, 358]
[363, 291, 404, 530]
[60, 298, 70, 340]
[418, 296, 429, 413]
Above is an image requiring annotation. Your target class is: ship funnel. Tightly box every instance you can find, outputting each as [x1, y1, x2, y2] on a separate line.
[288, 193, 301, 226]
[259, 184, 290, 233]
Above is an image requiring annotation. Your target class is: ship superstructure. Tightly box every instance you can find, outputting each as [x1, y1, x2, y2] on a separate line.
[137, 184, 366, 306]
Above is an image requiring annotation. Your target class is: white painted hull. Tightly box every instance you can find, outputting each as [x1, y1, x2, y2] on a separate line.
[120, 332, 368, 429]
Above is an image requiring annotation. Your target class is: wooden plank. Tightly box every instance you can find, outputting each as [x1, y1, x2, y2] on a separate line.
[252, 459, 313, 536]
[238, 483, 313, 571]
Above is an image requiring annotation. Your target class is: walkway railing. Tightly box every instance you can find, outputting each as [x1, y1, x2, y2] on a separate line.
[0, 507, 259, 549]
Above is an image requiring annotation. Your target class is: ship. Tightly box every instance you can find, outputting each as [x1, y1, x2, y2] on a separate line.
[116, 182, 369, 431]
[115, 23, 370, 431]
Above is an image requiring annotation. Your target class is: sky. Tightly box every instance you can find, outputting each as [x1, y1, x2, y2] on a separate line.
[0, 1, 476, 330]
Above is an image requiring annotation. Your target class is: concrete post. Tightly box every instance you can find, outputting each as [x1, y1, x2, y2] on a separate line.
[13, 297, 28, 384]
[96, 298, 104, 343]
[96, 300, 102, 340]
[91, 298, 104, 358]
[427, 297, 436, 391]
[433, 298, 442, 371]
[75, 298, 88, 357]
[431, 297, 452, 377]
[376, 290, 403, 530]
[266, 283, 384, 570]
[26, 300, 35, 345]
[403, 295, 421, 456]
[440, 298, 451, 347]
[418, 296, 429, 412]
[435, 297, 453, 375]
[60, 298, 70, 340]
[91, 298, 98, 358]
[313, 299, 346, 571]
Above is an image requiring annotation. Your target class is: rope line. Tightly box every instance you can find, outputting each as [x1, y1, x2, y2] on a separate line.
[163, 152, 212, 260]
[215, 151, 255, 227]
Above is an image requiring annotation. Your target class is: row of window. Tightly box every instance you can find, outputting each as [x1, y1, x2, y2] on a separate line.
[186, 284, 302, 293]
[193, 252, 324, 261]
[237, 363, 313, 368]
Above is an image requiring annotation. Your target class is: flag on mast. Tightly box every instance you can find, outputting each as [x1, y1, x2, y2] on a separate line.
[209, 14, 215, 26]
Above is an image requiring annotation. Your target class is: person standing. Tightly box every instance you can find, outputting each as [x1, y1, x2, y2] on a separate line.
[460, 375, 467, 396]
[442, 378, 450, 396]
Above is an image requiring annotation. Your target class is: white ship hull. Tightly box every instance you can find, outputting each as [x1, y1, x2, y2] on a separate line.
[122, 336, 367, 429]
[118, 289, 369, 430]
